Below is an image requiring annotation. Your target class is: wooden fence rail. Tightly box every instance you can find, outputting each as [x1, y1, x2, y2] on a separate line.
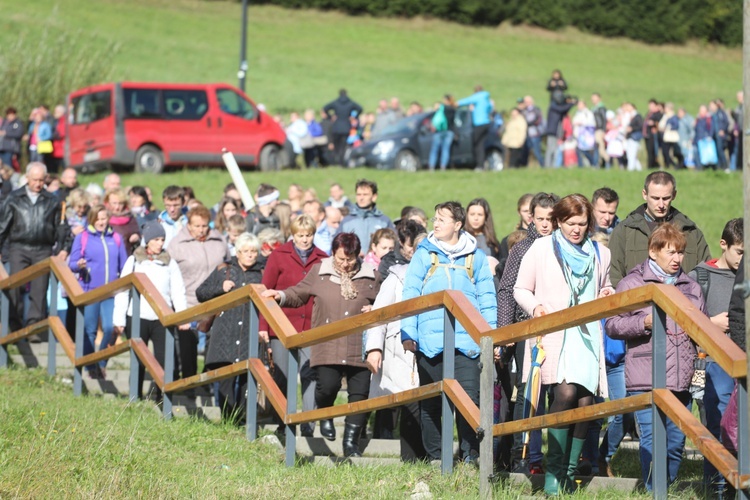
[0, 257, 748, 499]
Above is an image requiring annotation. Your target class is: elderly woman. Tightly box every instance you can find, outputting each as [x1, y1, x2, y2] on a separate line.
[401, 201, 497, 464]
[196, 232, 264, 422]
[259, 214, 328, 437]
[113, 221, 189, 400]
[263, 233, 380, 457]
[104, 188, 141, 256]
[68, 204, 128, 379]
[605, 224, 704, 491]
[514, 194, 613, 495]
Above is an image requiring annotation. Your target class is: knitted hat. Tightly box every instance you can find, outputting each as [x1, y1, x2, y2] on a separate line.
[142, 220, 166, 244]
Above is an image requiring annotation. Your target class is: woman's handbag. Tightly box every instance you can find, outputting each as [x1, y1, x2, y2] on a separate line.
[37, 140, 53, 154]
[698, 137, 718, 165]
[663, 129, 680, 144]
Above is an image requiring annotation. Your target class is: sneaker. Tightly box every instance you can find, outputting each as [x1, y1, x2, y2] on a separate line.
[529, 463, 544, 475]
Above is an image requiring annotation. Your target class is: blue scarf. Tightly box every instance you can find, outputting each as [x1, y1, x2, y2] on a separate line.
[648, 258, 678, 285]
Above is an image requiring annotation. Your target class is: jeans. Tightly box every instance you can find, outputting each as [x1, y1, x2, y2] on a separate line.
[428, 130, 454, 170]
[83, 298, 115, 371]
[545, 136, 559, 169]
[577, 149, 596, 167]
[631, 390, 692, 491]
[0, 151, 13, 168]
[716, 134, 728, 169]
[418, 350, 480, 460]
[526, 136, 543, 167]
[599, 361, 633, 462]
[703, 361, 735, 493]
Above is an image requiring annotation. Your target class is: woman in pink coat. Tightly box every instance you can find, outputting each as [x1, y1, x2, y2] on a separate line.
[514, 194, 614, 495]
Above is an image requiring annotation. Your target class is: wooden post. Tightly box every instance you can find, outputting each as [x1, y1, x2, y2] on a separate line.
[47, 273, 58, 376]
[478, 336, 494, 499]
[651, 305, 668, 499]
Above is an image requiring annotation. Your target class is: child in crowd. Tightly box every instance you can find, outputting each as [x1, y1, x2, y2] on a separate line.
[363, 228, 397, 268]
[226, 214, 247, 257]
[66, 188, 90, 236]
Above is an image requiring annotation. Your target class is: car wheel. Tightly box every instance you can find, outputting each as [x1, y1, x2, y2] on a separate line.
[395, 150, 419, 172]
[259, 144, 281, 172]
[134, 145, 164, 174]
[485, 149, 504, 172]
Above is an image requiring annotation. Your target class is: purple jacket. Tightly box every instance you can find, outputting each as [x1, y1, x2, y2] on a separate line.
[604, 261, 705, 392]
[69, 225, 128, 292]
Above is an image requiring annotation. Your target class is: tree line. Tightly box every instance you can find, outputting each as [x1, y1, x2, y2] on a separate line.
[248, 0, 741, 46]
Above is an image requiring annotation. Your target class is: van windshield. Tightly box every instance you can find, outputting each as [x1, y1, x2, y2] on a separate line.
[216, 88, 256, 120]
[71, 91, 112, 125]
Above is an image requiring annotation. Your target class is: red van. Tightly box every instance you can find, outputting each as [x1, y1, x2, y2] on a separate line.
[66, 82, 291, 173]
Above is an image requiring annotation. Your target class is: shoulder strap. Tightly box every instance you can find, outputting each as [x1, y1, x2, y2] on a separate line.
[423, 252, 440, 284]
[465, 253, 474, 282]
[694, 266, 710, 298]
[113, 231, 122, 247]
[80, 231, 88, 258]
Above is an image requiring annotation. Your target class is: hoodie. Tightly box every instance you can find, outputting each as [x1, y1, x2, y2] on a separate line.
[400, 231, 497, 358]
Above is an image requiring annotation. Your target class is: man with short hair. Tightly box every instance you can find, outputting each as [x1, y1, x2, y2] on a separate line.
[609, 171, 711, 286]
[158, 185, 188, 248]
[102, 173, 121, 193]
[591, 187, 620, 235]
[338, 179, 394, 254]
[325, 182, 354, 210]
[323, 89, 363, 166]
[496, 192, 560, 474]
[643, 99, 661, 169]
[0, 162, 71, 336]
[246, 183, 280, 235]
[0, 107, 24, 169]
[59, 167, 79, 200]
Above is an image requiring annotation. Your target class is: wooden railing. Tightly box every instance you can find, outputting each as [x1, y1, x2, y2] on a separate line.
[0, 257, 748, 499]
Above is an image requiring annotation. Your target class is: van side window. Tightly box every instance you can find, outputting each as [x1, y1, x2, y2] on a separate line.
[71, 91, 112, 125]
[124, 89, 160, 119]
[164, 90, 208, 120]
[216, 89, 256, 120]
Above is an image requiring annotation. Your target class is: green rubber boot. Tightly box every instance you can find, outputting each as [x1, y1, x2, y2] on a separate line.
[566, 437, 586, 492]
[544, 427, 569, 496]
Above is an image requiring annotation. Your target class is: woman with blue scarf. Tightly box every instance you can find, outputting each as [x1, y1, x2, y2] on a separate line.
[514, 194, 614, 495]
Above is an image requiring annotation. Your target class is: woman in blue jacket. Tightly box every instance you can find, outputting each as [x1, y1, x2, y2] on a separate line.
[401, 201, 497, 463]
[69, 204, 128, 379]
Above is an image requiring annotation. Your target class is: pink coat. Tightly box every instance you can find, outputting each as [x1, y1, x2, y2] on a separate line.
[513, 236, 614, 395]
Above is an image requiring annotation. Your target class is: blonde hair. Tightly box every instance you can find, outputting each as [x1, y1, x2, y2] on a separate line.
[66, 188, 89, 208]
[275, 202, 293, 239]
[227, 214, 246, 233]
[104, 188, 127, 205]
[235, 232, 261, 253]
[257, 227, 284, 246]
[291, 214, 316, 235]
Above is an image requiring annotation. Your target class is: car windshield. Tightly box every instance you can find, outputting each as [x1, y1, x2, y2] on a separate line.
[372, 113, 429, 139]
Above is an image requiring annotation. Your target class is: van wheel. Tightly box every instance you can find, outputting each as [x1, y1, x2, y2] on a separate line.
[259, 144, 281, 172]
[135, 145, 164, 174]
[395, 150, 419, 172]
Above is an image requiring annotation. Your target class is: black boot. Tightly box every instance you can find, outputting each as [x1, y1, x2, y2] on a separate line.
[343, 423, 363, 458]
[320, 419, 336, 441]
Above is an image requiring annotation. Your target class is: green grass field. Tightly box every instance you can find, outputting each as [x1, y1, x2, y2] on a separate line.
[0, 0, 742, 115]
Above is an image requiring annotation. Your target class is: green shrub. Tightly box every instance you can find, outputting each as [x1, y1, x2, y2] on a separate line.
[0, 28, 119, 118]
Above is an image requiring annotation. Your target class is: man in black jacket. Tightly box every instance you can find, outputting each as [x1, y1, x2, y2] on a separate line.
[0, 162, 71, 336]
[0, 107, 24, 169]
[323, 89, 362, 166]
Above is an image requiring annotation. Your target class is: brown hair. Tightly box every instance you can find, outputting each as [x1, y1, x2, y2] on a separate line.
[186, 205, 211, 223]
[550, 194, 594, 234]
[369, 228, 397, 250]
[86, 204, 108, 226]
[648, 223, 687, 253]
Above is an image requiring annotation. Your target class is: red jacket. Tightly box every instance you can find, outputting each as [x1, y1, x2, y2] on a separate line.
[52, 116, 66, 159]
[259, 241, 328, 338]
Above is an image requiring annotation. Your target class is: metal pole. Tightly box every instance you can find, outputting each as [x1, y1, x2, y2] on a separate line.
[478, 336, 494, 498]
[129, 288, 141, 402]
[441, 309, 456, 475]
[47, 273, 58, 376]
[0, 290, 9, 368]
[238, 0, 249, 92]
[73, 306, 84, 396]
[651, 305, 668, 499]
[743, 1, 750, 496]
[286, 348, 299, 467]
[246, 301, 259, 441]
[163, 326, 175, 420]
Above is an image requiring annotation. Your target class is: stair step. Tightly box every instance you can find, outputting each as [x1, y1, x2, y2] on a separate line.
[10, 354, 130, 370]
[307, 456, 402, 467]
[293, 437, 422, 457]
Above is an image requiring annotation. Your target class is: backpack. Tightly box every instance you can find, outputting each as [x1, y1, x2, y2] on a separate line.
[431, 105, 448, 132]
[694, 265, 710, 300]
[422, 251, 474, 288]
[80, 229, 122, 258]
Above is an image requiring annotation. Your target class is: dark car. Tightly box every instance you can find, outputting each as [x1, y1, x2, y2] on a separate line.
[348, 107, 504, 171]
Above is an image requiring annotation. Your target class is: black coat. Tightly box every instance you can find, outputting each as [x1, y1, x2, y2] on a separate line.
[323, 95, 363, 134]
[0, 187, 71, 252]
[197, 257, 264, 368]
[728, 256, 745, 351]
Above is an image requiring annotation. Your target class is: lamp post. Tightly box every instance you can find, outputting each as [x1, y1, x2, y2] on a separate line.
[238, 0, 249, 92]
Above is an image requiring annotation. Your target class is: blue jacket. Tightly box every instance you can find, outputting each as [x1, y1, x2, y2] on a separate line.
[694, 116, 712, 144]
[339, 204, 394, 253]
[458, 91, 493, 127]
[69, 225, 128, 292]
[29, 121, 52, 142]
[400, 233, 497, 359]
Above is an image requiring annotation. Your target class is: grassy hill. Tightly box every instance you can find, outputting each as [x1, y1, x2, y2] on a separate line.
[0, 0, 742, 115]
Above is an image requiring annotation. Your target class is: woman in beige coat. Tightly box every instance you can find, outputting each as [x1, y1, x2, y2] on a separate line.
[264, 232, 380, 457]
[514, 194, 614, 495]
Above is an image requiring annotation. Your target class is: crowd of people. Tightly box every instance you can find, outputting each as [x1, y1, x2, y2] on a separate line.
[273, 72, 744, 173]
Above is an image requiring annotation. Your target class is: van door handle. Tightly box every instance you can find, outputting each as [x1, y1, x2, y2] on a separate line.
[207, 117, 212, 127]
[217, 117, 222, 128]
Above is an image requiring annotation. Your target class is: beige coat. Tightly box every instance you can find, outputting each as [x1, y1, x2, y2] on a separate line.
[167, 227, 230, 307]
[280, 258, 380, 368]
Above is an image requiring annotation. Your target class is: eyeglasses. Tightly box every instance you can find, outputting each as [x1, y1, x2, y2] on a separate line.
[431, 217, 454, 226]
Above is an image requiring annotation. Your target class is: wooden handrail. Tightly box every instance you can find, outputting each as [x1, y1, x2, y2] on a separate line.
[652, 389, 746, 489]
[48, 316, 76, 363]
[75, 341, 131, 368]
[49, 255, 85, 301]
[493, 393, 652, 436]
[652, 286, 747, 378]
[442, 290, 493, 344]
[131, 338, 165, 390]
[443, 378, 480, 430]
[285, 382, 444, 425]
[163, 360, 250, 393]
[0, 319, 49, 345]
[0, 258, 51, 290]
[248, 358, 287, 419]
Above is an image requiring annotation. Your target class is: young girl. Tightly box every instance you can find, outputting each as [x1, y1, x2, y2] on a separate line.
[364, 228, 397, 268]
[465, 198, 501, 260]
[66, 188, 90, 237]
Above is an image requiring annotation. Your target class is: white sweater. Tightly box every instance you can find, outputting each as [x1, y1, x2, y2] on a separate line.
[113, 252, 188, 327]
